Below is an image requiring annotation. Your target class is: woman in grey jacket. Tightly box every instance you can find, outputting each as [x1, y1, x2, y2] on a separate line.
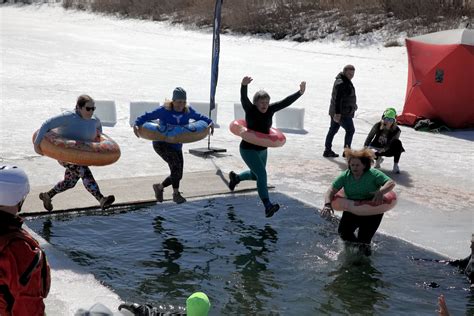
[33, 95, 115, 211]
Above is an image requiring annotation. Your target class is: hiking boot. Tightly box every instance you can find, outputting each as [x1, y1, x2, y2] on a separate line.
[228, 171, 240, 191]
[323, 150, 339, 158]
[265, 203, 280, 218]
[375, 156, 384, 168]
[100, 195, 115, 210]
[392, 163, 400, 174]
[173, 192, 186, 204]
[153, 184, 164, 202]
[39, 192, 53, 212]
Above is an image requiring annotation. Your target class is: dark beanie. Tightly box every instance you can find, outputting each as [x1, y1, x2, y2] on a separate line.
[172, 87, 187, 101]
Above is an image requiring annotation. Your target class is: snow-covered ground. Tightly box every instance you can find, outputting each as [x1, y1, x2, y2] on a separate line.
[1, 3, 473, 314]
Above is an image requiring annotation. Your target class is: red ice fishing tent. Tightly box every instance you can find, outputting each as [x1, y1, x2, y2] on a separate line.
[398, 29, 474, 129]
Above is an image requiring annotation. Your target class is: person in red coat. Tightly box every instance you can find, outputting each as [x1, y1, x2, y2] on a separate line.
[0, 165, 51, 316]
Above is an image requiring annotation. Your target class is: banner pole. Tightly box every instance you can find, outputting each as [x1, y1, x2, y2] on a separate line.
[190, 0, 226, 156]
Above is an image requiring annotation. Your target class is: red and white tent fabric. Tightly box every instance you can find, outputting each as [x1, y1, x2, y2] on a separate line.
[398, 29, 474, 129]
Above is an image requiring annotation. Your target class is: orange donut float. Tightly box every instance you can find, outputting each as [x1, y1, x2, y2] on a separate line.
[33, 130, 120, 166]
[229, 119, 286, 148]
[331, 189, 397, 216]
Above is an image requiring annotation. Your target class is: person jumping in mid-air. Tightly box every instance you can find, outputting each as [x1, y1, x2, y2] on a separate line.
[229, 76, 305, 217]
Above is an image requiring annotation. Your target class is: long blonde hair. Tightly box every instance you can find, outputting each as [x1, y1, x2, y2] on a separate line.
[163, 99, 190, 113]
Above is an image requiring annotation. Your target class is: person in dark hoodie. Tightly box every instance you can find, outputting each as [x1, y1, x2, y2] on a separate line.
[364, 108, 405, 174]
[323, 65, 357, 158]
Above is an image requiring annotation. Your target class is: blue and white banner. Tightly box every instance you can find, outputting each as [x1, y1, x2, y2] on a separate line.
[209, 0, 223, 111]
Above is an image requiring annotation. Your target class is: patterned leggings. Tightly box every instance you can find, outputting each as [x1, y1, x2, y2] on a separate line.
[48, 161, 103, 201]
[153, 142, 184, 189]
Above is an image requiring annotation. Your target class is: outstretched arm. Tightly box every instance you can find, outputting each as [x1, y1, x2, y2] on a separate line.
[321, 186, 338, 218]
[189, 107, 214, 135]
[134, 107, 163, 127]
[240, 76, 254, 112]
[270, 81, 305, 112]
[371, 180, 396, 205]
[133, 107, 163, 138]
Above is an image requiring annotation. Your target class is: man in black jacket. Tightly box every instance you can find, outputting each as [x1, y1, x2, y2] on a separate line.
[323, 65, 357, 158]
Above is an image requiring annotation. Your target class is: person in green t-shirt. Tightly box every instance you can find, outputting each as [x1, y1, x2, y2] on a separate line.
[321, 148, 395, 251]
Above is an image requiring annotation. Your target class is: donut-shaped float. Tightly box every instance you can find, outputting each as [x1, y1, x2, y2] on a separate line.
[229, 119, 286, 147]
[137, 120, 210, 143]
[331, 189, 397, 216]
[33, 130, 120, 166]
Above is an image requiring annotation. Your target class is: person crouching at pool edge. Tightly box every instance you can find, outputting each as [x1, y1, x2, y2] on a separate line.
[34, 95, 115, 211]
[321, 148, 395, 255]
[364, 107, 405, 174]
[133, 87, 214, 204]
[228, 76, 306, 218]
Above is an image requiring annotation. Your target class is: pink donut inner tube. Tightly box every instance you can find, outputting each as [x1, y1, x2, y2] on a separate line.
[229, 119, 286, 148]
[331, 189, 397, 216]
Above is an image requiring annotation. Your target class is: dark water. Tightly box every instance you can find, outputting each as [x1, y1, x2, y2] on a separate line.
[27, 193, 473, 315]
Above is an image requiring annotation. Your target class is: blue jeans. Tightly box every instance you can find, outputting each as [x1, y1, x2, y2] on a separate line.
[324, 116, 355, 151]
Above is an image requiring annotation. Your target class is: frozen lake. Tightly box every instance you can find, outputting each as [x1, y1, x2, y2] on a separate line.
[1, 3, 473, 314]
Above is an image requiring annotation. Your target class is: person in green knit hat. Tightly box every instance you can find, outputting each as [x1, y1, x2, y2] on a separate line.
[364, 107, 405, 174]
[118, 291, 211, 316]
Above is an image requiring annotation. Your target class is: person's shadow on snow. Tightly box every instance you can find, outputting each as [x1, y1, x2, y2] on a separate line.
[382, 168, 414, 188]
[325, 158, 348, 171]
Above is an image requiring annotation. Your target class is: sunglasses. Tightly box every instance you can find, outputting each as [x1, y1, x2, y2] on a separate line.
[85, 106, 96, 112]
[383, 117, 395, 123]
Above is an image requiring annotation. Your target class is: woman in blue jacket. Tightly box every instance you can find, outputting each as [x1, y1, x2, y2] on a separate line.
[133, 87, 214, 204]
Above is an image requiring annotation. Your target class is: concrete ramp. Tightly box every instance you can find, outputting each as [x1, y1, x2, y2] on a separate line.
[22, 170, 266, 215]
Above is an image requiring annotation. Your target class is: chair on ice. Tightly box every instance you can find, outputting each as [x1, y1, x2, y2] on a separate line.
[234, 103, 245, 120]
[188, 101, 219, 127]
[93, 100, 117, 127]
[234, 104, 307, 134]
[129, 101, 160, 126]
[274, 108, 307, 134]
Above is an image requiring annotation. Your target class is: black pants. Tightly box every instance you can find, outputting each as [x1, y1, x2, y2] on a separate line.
[375, 139, 404, 163]
[338, 211, 384, 244]
[153, 142, 184, 189]
[324, 116, 355, 150]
